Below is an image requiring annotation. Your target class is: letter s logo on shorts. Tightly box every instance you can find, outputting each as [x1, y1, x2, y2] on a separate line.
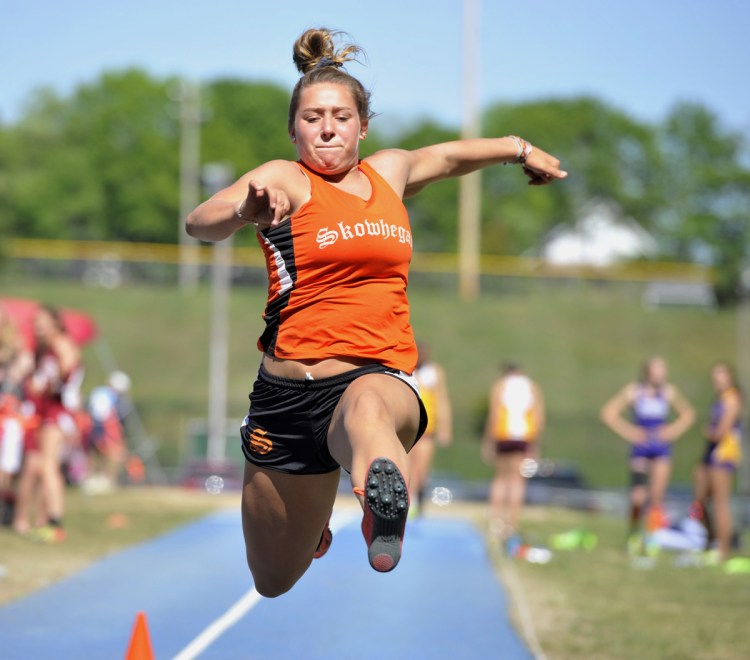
[248, 427, 273, 455]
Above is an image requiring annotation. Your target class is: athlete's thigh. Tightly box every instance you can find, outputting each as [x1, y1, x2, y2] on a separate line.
[241, 462, 339, 574]
[708, 466, 733, 501]
[328, 373, 421, 455]
[497, 450, 525, 479]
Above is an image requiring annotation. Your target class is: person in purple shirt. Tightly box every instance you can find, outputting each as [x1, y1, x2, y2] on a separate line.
[601, 356, 695, 538]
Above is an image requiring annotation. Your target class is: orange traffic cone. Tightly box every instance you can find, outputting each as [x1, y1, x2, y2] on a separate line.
[125, 611, 154, 660]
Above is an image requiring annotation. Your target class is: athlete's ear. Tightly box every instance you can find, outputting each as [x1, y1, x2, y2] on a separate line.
[289, 130, 297, 144]
[359, 119, 369, 141]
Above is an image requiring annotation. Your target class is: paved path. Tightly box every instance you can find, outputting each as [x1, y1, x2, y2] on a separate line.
[0, 508, 531, 659]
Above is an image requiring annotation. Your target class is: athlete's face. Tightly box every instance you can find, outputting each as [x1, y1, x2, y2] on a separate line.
[290, 83, 368, 175]
[646, 357, 667, 386]
[711, 364, 731, 392]
[33, 309, 57, 345]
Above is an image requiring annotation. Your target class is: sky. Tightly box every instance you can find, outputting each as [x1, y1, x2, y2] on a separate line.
[2, 0, 750, 137]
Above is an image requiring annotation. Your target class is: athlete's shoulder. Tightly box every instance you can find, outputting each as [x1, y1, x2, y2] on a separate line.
[621, 382, 639, 399]
[363, 150, 411, 197]
[364, 149, 410, 169]
[245, 159, 304, 180]
[723, 388, 742, 404]
[239, 160, 310, 209]
[661, 382, 680, 400]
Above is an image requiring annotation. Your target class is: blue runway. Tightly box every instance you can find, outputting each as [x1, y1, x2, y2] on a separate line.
[0, 507, 531, 659]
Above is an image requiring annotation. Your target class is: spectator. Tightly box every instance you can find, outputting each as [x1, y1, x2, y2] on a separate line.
[83, 371, 132, 492]
[0, 303, 34, 397]
[600, 356, 695, 542]
[690, 361, 743, 562]
[482, 362, 545, 543]
[409, 341, 452, 516]
[0, 394, 36, 525]
[13, 306, 84, 542]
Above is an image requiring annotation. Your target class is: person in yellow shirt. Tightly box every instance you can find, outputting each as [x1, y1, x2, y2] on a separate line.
[482, 363, 544, 540]
[691, 362, 743, 561]
[409, 342, 452, 516]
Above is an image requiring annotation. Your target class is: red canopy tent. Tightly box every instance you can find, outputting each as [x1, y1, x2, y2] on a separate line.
[0, 298, 98, 349]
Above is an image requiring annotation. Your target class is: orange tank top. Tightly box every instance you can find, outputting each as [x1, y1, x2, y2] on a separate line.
[256, 160, 417, 373]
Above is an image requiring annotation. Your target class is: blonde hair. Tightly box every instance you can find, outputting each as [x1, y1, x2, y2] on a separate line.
[288, 28, 372, 131]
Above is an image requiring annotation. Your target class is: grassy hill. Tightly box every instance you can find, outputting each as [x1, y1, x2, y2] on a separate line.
[2, 274, 740, 488]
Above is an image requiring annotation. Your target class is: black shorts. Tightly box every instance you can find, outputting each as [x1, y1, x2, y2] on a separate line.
[240, 363, 428, 475]
[495, 440, 530, 455]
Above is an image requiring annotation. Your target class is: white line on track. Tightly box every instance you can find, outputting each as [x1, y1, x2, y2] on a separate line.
[172, 509, 359, 660]
[500, 559, 547, 660]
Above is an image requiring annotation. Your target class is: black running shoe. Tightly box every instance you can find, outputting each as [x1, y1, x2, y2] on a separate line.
[360, 457, 409, 572]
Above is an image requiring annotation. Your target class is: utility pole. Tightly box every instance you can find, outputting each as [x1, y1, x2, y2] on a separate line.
[202, 163, 235, 464]
[177, 79, 202, 290]
[458, 0, 481, 300]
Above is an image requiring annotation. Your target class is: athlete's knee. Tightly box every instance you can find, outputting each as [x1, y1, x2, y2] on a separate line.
[245, 557, 304, 598]
[630, 471, 648, 488]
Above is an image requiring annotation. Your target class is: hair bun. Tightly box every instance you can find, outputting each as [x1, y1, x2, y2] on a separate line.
[293, 27, 361, 75]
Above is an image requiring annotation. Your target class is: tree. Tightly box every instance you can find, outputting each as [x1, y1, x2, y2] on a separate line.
[392, 121, 460, 251]
[2, 70, 747, 303]
[655, 102, 750, 303]
[481, 98, 662, 255]
[0, 71, 179, 242]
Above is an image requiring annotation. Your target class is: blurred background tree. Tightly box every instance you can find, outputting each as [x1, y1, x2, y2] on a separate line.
[0, 70, 747, 301]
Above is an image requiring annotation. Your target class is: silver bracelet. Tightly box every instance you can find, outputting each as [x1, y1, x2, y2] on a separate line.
[235, 202, 257, 225]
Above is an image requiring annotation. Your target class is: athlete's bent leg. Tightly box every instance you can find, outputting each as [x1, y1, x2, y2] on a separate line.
[327, 374, 420, 571]
[241, 463, 339, 598]
[327, 373, 420, 490]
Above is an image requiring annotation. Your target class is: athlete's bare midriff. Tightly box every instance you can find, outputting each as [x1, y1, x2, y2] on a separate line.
[261, 353, 377, 380]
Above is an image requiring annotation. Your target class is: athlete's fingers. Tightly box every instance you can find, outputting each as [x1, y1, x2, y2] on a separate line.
[523, 149, 568, 183]
[247, 181, 270, 213]
[267, 190, 290, 226]
[274, 195, 291, 224]
[522, 166, 550, 186]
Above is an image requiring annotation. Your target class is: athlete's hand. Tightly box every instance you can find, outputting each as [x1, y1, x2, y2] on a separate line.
[624, 427, 647, 445]
[237, 181, 291, 230]
[521, 147, 568, 186]
[658, 423, 685, 443]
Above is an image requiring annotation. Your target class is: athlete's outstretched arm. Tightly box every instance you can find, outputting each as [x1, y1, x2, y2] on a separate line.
[404, 136, 566, 195]
[186, 160, 298, 241]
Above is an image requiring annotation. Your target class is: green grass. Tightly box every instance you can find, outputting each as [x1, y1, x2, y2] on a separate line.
[491, 506, 750, 660]
[1, 274, 740, 487]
